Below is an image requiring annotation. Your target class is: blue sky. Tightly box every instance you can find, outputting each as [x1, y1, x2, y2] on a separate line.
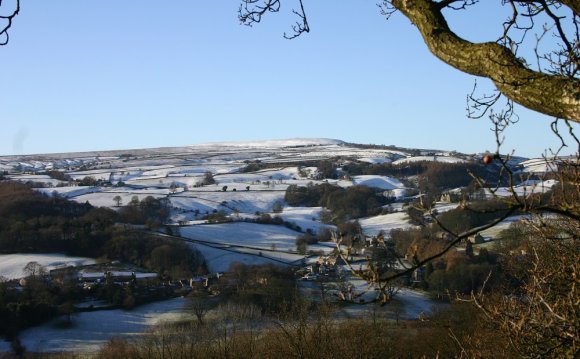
[0, 1, 576, 157]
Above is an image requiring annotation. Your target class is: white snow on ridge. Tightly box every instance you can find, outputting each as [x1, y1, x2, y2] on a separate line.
[189, 138, 344, 149]
[352, 175, 405, 191]
[358, 157, 393, 164]
[37, 186, 100, 198]
[392, 156, 466, 165]
[485, 179, 558, 198]
[518, 158, 559, 174]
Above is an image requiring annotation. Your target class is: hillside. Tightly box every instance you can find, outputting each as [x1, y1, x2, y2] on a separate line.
[0, 138, 554, 272]
[0, 138, 573, 355]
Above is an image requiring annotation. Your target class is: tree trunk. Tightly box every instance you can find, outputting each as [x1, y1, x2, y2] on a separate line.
[392, 0, 580, 122]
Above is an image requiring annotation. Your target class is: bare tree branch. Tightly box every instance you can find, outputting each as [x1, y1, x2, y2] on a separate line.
[284, 0, 310, 39]
[0, 0, 19, 46]
[239, 0, 309, 39]
[390, 0, 580, 122]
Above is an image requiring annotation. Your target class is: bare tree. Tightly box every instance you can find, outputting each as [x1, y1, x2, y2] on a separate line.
[188, 293, 211, 326]
[23, 261, 46, 278]
[58, 301, 77, 325]
[113, 195, 122, 207]
[471, 217, 579, 358]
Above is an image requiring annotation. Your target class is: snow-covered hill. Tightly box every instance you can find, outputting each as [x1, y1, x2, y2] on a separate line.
[1, 137, 549, 276]
[189, 138, 345, 149]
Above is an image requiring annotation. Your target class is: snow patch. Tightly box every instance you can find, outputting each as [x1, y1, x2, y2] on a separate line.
[0, 254, 95, 280]
[392, 156, 466, 165]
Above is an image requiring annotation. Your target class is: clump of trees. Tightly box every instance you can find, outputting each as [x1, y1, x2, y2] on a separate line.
[417, 162, 490, 201]
[284, 183, 335, 207]
[0, 182, 115, 256]
[240, 161, 265, 173]
[295, 232, 318, 254]
[45, 170, 73, 182]
[202, 210, 231, 223]
[250, 213, 303, 232]
[201, 171, 215, 186]
[390, 221, 502, 297]
[105, 233, 206, 278]
[285, 183, 388, 222]
[77, 176, 99, 186]
[117, 195, 170, 228]
[0, 187, 175, 258]
[433, 200, 514, 234]
[0, 182, 204, 277]
[0, 272, 64, 340]
[221, 263, 299, 315]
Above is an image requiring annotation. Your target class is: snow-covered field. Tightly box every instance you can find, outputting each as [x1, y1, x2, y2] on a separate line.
[7, 174, 66, 187]
[171, 190, 286, 216]
[396, 288, 434, 319]
[479, 215, 531, 239]
[0, 297, 189, 353]
[178, 215, 336, 272]
[518, 158, 558, 174]
[351, 175, 405, 192]
[431, 202, 459, 213]
[485, 179, 558, 198]
[359, 212, 415, 237]
[329, 280, 433, 320]
[189, 242, 305, 273]
[0, 254, 95, 280]
[393, 155, 466, 165]
[180, 222, 303, 252]
[274, 206, 334, 235]
[72, 191, 167, 207]
[37, 186, 99, 199]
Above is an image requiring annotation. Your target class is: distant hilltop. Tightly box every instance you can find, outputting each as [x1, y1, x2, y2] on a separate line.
[188, 138, 345, 149]
[0, 138, 346, 160]
[1, 138, 551, 176]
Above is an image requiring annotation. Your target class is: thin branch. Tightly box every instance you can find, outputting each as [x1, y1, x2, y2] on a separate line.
[379, 1, 398, 19]
[238, 0, 281, 27]
[0, 0, 19, 46]
[436, 0, 479, 11]
[466, 81, 502, 120]
[284, 0, 310, 39]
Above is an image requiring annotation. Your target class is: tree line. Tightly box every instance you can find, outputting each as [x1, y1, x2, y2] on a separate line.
[285, 183, 389, 223]
[0, 181, 204, 275]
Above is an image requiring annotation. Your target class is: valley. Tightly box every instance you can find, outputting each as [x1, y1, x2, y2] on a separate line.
[0, 138, 561, 354]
